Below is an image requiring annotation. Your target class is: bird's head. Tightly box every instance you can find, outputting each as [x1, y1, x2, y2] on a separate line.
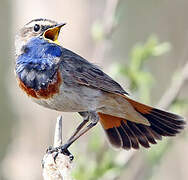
[15, 18, 66, 57]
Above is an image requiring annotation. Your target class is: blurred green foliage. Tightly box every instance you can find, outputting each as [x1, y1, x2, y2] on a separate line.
[91, 21, 104, 42]
[72, 36, 177, 180]
[110, 35, 171, 104]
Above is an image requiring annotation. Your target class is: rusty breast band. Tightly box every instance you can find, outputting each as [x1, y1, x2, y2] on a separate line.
[18, 71, 62, 99]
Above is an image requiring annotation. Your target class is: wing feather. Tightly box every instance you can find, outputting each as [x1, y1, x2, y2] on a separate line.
[60, 48, 128, 95]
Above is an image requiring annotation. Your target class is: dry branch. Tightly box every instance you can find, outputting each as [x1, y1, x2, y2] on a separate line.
[42, 116, 73, 180]
[157, 60, 188, 109]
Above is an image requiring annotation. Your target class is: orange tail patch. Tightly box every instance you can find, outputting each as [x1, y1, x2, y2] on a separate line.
[98, 112, 131, 149]
[123, 96, 153, 114]
[98, 113, 151, 149]
[98, 113, 123, 129]
[98, 104, 185, 150]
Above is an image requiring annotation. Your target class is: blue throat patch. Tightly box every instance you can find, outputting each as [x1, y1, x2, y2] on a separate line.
[16, 37, 63, 90]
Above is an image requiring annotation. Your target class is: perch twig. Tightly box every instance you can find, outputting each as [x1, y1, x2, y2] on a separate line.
[42, 116, 73, 180]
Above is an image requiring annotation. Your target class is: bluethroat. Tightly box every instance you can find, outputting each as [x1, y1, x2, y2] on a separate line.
[15, 18, 185, 157]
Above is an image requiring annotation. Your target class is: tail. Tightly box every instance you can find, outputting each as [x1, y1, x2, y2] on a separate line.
[98, 97, 185, 150]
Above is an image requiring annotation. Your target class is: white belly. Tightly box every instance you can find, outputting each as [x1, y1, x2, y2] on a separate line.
[32, 82, 104, 112]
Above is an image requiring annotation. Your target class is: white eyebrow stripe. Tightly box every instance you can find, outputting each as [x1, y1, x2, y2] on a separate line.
[25, 20, 57, 28]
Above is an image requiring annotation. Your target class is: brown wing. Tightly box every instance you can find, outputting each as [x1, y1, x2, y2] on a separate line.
[60, 48, 128, 95]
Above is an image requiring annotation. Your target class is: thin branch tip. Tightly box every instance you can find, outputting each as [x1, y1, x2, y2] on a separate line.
[54, 115, 63, 148]
[42, 115, 73, 180]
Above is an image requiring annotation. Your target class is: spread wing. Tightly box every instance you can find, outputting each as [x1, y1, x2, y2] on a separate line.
[60, 48, 128, 95]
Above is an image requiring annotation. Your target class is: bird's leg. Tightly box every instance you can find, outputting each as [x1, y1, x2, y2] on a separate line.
[47, 112, 89, 160]
[60, 111, 99, 157]
[61, 121, 98, 150]
[67, 112, 89, 142]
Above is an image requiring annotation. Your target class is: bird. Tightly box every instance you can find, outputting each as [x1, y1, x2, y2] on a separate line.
[15, 18, 185, 157]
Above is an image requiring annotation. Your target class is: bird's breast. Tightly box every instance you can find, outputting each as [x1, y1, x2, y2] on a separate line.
[17, 70, 62, 99]
[15, 37, 63, 99]
[32, 80, 104, 112]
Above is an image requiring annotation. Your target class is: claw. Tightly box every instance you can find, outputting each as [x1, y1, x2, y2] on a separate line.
[46, 146, 53, 153]
[60, 144, 74, 161]
[69, 154, 74, 161]
[46, 146, 58, 154]
[52, 152, 59, 161]
[46, 145, 74, 162]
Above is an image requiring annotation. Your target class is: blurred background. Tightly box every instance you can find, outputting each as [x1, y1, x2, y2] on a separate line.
[0, 0, 188, 179]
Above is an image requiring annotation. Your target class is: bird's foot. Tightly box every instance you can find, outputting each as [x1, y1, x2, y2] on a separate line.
[46, 145, 74, 162]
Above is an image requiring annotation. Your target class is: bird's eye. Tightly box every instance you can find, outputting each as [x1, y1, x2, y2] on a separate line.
[33, 24, 40, 32]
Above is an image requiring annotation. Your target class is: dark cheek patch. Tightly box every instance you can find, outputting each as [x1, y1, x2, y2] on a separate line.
[18, 71, 62, 99]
